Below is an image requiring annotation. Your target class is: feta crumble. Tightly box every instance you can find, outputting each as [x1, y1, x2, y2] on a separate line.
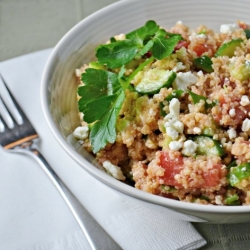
[229, 108, 236, 117]
[169, 141, 183, 151]
[181, 140, 198, 156]
[102, 161, 126, 180]
[220, 23, 238, 34]
[174, 72, 198, 91]
[164, 98, 184, 139]
[73, 125, 89, 140]
[242, 118, 250, 132]
[227, 127, 237, 139]
[240, 95, 250, 106]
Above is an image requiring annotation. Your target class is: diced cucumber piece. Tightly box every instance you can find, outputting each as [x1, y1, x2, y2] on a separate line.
[202, 127, 215, 136]
[229, 61, 250, 81]
[134, 69, 176, 94]
[215, 39, 243, 58]
[228, 163, 250, 187]
[193, 135, 225, 156]
[193, 55, 213, 73]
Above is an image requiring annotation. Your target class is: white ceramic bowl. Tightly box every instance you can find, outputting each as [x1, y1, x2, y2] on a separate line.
[41, 0, 250, 223]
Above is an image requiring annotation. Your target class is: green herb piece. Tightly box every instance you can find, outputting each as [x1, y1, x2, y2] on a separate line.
[245, 29, 250, 39]
[126, 20, 159, 47]
[215, 39, 243, 58]
[165, 89, 184, 101]
[78, 69, 124, 153]
[225, 194, 240, 205]
[95, 20, 182, 69]
[96, 40, 138, 69]
[200, 195, 210, 201]
[187, 90, 216, 109]
[152, 29, 182, 60]
[227, 160, 237, 170]
[193, 55, 213, 73]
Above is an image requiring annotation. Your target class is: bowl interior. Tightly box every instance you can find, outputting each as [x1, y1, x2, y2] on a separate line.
[41, 0, 250, 223]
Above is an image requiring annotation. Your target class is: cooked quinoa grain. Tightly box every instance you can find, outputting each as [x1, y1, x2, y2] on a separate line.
[75, 20, 250, 205]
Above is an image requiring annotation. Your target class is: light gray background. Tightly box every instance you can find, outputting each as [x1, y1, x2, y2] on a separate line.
[0, 0, 117, 62]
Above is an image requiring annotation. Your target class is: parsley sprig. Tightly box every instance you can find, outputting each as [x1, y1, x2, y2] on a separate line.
[78, 20, 182, 153]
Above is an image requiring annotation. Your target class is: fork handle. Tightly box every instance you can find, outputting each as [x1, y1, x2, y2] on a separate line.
[10, 147, 121, 250]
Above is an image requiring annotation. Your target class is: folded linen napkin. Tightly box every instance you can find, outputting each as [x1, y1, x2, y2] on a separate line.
[0, 49, 206, 250]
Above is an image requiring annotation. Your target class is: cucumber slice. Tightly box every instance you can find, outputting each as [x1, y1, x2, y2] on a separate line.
[134, 69, 176, 94]
[193, 135, 225, 156]
[215, 39, 243, 58]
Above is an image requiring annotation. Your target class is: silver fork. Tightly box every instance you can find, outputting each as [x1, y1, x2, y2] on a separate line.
[0, 74, 121, 250]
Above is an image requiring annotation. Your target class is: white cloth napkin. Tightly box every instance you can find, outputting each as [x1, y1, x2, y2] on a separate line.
[0, 49, 207, 250]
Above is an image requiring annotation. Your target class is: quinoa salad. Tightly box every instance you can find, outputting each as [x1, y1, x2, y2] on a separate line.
[73, 20, 250, 205]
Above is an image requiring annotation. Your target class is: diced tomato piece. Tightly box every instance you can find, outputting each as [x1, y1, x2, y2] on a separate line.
[159, 150, 224, 189]
[174, 40, 189, 51]
[159, 150, 184, 187]
[238, 21, 249, 30]
[213, 94, 249, 125]
[193, 43, 214, 56]
[200, 162, 223, 188]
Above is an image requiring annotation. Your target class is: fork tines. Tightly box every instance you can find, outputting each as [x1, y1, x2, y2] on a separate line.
[0, 74, 37, 149]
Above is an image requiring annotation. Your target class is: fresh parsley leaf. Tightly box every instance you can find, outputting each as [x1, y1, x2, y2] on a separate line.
[193, 55, 213, 73]
[138, 40, 154, 56]
[89, 90, 125, 153]
[187, 90, 216, 109]
[78, 68, 120, 107]
[78, 69, 125, 153]
[152, 30, 182, 59]
[96, 40, 138, 68]
[165, 89, 184, 101]
[126, 20, 159, 47]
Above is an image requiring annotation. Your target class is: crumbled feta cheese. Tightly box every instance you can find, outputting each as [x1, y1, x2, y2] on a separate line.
[227, 127, 237, 139]
[224, 77, 230, 84]
[172, 120, 184, 133]
[164, 98, 184, 139]
[193, 127, 201, 134]
[173, 62, 186, 72]
[196, 33, 206, 39]
[169, 141, 183, 151]
[174, 72, 198, 91]
[197, 70, 204, 77]
[75, 69, 81, 77]
[102, 161, 126, 180]
[181, 140, 198, 156]
[240, 95, 250, 106]
[220, 23, 238, 34]
[176, 20, 183, 25]
[169, 98, 180, 116]
[166, 127, 179, 140]
[73, 126, 89, 140]
[229, 108, 236, 117]
[242, 118, 250, 132]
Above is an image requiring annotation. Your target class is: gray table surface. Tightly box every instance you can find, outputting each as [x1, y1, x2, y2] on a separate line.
[1, 1, 250, 249]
